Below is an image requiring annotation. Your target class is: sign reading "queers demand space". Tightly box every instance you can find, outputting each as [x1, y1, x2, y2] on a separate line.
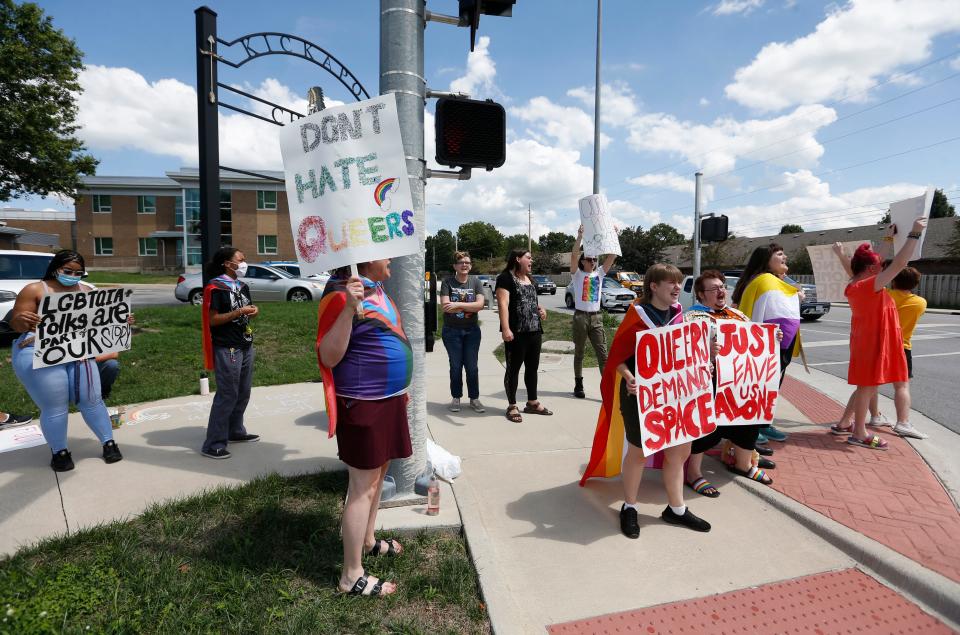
[278, 94, 418, 275]
[33, 289, 132, 369]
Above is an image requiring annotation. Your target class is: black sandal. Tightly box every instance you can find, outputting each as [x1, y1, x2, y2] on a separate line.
[345, 570, 392, 597]
[366, 538, 402, 558]
[523, 402, 553, 416]
[506, 405, 523, 423]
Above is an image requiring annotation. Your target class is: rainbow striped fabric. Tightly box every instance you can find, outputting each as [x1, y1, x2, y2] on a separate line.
[581, 274, 601, 303]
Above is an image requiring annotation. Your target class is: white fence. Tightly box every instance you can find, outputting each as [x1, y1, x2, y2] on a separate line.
[793, 274, 960, 308]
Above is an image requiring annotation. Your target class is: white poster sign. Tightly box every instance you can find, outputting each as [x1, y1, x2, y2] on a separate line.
[888, 188, 933, 261]
[578, 194, 621, 257]
[33, 288, 133, 369]
[278, 94, 419, 275]
[807, 240, 871, 303]
[0, 424, 46, 454]
[713, 321, 780, 427]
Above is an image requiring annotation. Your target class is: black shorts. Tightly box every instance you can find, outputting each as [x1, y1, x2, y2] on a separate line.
[619, 378, 645, 448]
[904, 348, 913, 378]
[690, 424, 762, 454]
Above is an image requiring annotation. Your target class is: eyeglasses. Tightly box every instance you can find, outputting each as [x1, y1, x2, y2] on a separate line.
[582, 258, 597, 263]
[456, 261, 471, 265]
[60, 267, 85, 275]
[702, 286, 725, 293]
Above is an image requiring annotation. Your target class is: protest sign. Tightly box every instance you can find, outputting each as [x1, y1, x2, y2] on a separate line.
[277, 94, 418, 276]
[578, 194, 621, 257]
[807, 240, 870, 302]
[635, 321, 715, 456]
[888, 188, 933, 261]
[33, 288, 132, 369]
[0, 424, 45, 454]
[713, 321, 780, 427]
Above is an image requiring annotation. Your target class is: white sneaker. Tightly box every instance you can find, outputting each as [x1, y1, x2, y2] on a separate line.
[448, 398, 461, 413]
[470, 399, 486, 413]
[868, 414, 893, 427]
[893, 422, 928, 439]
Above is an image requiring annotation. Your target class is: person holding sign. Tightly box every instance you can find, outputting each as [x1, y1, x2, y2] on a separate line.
[580, 264, 712, 538]
[731, 244, 800, 444]
[440, 251, 486, 414]
[829, 220, 928, 449]
[496, 249, 551, 423]
[7, 250, 123, 472]
[316, 259, 412, 598]
[569, 225, 616, 399]
[200, 248, 261, 460]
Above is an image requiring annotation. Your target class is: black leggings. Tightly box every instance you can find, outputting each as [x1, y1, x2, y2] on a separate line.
[504, 332, 542, 405]
[779, 336, 796, 388]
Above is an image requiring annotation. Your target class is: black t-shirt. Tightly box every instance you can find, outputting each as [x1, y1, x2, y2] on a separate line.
[209, 282, 253, 349]
[441, 274, 485, 328]
[495, 270, 542, 334]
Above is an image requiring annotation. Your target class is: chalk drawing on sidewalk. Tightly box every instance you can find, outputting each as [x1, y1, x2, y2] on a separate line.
[128, 390, 326, 427]
[0, 424, 46, 454]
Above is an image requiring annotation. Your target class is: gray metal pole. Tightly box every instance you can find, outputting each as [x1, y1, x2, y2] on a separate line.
[195, 7, 221, 285]
[693, 171, 703, 278]
[528, 203, 532, 253]
[381, 0, 427, 496]
[592, 0, 602, 195]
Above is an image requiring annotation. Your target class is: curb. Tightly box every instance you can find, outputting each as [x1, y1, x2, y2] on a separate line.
[731, 475, 960, 630]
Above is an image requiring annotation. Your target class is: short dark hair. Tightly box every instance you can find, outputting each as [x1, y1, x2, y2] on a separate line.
[42, 250, 85, 281]
[694, 270, 725, 302]
[892, 266, 921, 291]
[503, 248, 530, 275]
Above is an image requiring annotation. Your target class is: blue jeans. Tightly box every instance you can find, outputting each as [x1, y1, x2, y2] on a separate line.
[442, 325, 481, 400]
[202, 346, 255, 452]
[98, 359, 120, 400]
[11, 334, 113, 453]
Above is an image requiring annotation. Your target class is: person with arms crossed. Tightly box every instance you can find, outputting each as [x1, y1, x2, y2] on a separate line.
[440, 251, 486, 413]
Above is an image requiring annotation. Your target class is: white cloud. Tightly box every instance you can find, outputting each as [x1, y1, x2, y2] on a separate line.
[449, 36, 500, 98]
[625, 104, 837, 175]
[699, 97, 711, 107]
[510, 97, 611, 151]
[725, 0, 960, 112]
[713, 0, 764, 16]
[951, 56, 960, 70]
[625, 172, 716, 201]
[567, 81, 639, 125]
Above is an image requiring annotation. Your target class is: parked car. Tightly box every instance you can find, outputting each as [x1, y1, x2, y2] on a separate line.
[565, 276, 636, 312]
[721, 270, 830, 321]
[0, 250, 55, 341]
[606, 270, 644, 294]
[476, 274, 494, 290]
[175, 263, 326, 305]
[532, 275, 557, 295]
[679, 275, 739, 308]
[262, 261, 331, 286]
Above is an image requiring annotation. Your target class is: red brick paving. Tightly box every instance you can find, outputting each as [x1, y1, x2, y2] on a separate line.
[548, 569, 953, 634]
[774, 376, 960, 583]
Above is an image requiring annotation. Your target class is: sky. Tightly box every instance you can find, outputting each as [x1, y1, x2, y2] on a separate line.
[14, 0, 960, 240]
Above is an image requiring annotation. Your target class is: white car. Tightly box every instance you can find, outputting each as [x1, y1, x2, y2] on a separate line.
[679, 275, 739, 308]
[0, 250, 55, 340]
[565, 276, 637, 312]
[262, 261, 331, 286]
[175, 263, 326, 305]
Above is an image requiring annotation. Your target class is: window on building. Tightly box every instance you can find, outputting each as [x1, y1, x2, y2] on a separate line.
[138, 195, 157, 214]
[257, 235, 278, 255]
[93, 195, 112, 213]
[94, 237, 114, 256]
[177, 190, 200, 229]
[257, 190, 278, 210]
[175, 239, 203, 266]
[138, 237, 158, 256]
[220, 190, 232, 246]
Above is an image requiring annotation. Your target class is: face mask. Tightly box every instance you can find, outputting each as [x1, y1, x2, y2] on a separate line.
[233, 262, 248, 278]
[56, 271, 82, 287]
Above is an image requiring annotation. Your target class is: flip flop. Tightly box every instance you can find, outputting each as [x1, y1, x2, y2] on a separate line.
[829, 424, 853, 435]
[343, 570, 394, 597]
[505, 406, 523, 423]
[686, 477, 720, 498]
[727, 465, 773, 485]
[847, 435, 888, 451]
[366, 538, 402, 558]
[523, 402, 553, 416]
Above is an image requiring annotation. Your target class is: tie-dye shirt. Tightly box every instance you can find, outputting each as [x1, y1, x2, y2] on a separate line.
[571, 266, 605, 312]
[323, 276, 413, 400]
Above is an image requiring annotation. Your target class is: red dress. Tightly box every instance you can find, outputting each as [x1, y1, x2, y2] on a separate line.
[845, 276, 908, 386]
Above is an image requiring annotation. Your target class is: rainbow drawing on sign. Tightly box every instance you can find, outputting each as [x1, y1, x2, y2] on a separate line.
[374, 178, 397, 207]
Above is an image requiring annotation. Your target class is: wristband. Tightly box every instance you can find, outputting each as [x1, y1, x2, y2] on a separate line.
[907, 231, 921, 239]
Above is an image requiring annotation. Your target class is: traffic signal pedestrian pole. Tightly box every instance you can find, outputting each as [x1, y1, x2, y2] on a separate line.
[693, 171, 703, 279]
[380, 0, 428, 496]
[593, 0, 602, 196]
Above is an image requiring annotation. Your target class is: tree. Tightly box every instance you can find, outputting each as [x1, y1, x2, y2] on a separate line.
[944, 218, 960, 259]
[503, 233, 534, 253]
[537, 231, 575, 253]
[788, 245, 813, 275]
[617, 226, 680, 273]
[456, 221, 504, 262]
[647, 223, 687, 247]
[425, 228, 456, 273]
[0, 1, 97, 200]
[879, 188, 955, 223]
[780, 224, 804, 234]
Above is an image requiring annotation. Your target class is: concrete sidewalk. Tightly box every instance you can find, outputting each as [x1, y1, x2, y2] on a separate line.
[2, 313, 959, 633]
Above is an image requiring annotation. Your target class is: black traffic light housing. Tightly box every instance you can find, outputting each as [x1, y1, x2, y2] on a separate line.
[435, 96, 506, 171]
[700, 215, 729, 243]
[459, 0, 517, 51]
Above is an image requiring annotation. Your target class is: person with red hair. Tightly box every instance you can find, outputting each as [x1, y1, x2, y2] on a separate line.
[833, 217, 927, 450]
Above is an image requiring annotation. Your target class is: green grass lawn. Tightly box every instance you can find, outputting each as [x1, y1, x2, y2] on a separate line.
[0, 471, 489, 634]
[84, 271, 180, 285]
[492, 309, 619, 366]
[1, 303, 321, 416]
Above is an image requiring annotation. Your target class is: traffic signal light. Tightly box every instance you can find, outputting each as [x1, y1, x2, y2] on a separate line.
[459, 0, 517, 51]
[435, 97, 506, 171]
[700, 215, 729, 243]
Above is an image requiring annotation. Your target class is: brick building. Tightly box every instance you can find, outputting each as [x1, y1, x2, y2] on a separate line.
[74, 168, 291, 271]
[0, 209, 75, 251]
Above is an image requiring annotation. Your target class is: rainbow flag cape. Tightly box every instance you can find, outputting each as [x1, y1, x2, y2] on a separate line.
[201, 277, 240, 371]
[736, 273, 801, 356]
[579, 302, 683, 485]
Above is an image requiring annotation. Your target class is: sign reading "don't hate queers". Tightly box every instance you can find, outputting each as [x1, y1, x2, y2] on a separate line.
[278, 94, 419, 275]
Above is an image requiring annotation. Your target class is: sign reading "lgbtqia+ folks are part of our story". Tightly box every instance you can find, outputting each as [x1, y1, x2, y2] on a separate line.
[33, 288, 133, 369]
[277, 94, 419, 276]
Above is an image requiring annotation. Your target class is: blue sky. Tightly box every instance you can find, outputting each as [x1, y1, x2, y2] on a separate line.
[17, 0, 960, 238]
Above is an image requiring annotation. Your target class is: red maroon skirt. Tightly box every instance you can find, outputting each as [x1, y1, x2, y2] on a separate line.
[335, 393, 412, 470]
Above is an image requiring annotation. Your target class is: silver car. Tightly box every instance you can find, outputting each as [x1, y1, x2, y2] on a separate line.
[175, 263, 326, 305]
[565, 277, 637, 312]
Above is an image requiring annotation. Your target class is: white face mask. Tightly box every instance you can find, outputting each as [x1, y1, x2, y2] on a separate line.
[232, 262, 248, 278]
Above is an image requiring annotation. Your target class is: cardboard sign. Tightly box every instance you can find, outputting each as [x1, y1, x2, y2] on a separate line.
[635, 321, 716, 456]
[888, 188, 933, 261]
[713, 321, 780, 427]
[807, 240, 870, 303]
[0, 424, 45, 454]
[278, 94, 419, 275]
[578, 194, 621, 257]
[33, 288, 132, 369]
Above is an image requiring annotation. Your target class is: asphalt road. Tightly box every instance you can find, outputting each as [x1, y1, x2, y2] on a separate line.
[537, 291, 959, 434]
[124, 285, 183, 307]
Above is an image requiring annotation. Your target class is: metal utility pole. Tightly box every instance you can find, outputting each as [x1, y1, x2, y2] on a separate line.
[593, 0, 602, 195]
[195, 7, 221, 283]
[527, 203, 532, 253]
[693, 171, 703, 279]
[380, 0, 427, 496]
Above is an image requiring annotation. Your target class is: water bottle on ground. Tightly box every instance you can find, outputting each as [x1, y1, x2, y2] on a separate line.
[426, 473, 440, 516]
